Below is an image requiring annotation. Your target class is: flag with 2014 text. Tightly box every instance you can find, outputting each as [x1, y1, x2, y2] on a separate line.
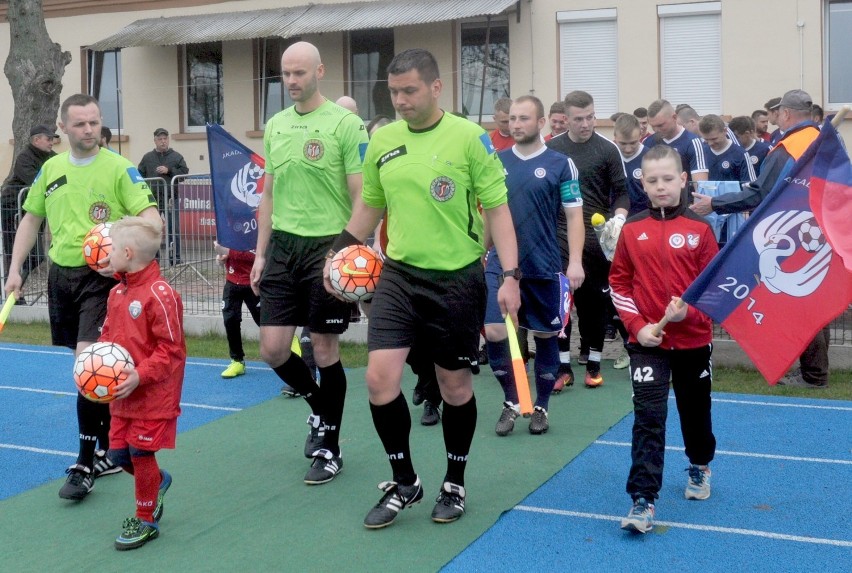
[206, 124, 265, 251]
[682, 120, 852, 384]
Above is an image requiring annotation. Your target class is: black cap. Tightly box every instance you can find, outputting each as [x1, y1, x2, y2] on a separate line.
[30, 124, 59, 139]
[153, 128, 169, 137]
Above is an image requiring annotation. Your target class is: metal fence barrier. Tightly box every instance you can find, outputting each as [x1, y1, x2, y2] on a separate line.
[1, 176, 850, 345]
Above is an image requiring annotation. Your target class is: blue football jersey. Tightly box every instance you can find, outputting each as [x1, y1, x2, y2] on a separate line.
[620, 144, 650, 217]
[496, 146, 581, 278]
[744, 139, 770, 176]
[703, 140, 756, 183]
[645, 127, 707, 181]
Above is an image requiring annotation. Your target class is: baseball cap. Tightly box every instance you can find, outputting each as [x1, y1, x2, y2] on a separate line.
[153, 128, 169, 137]
[765, 97, 782, 111]
[775, 89, 813, 111]
[30, 124, 59, 139]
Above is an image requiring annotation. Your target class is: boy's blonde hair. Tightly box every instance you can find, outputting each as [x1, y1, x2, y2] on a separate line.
[111, 217, 162, 261]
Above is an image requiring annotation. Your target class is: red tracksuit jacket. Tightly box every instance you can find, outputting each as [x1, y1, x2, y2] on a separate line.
[101, 260, 186, 420]
[609, 202, 718, 350]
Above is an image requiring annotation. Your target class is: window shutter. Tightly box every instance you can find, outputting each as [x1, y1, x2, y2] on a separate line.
[559, 15, 617, 116]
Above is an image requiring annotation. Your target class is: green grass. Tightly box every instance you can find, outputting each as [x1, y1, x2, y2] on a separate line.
[3, 320, 850, 400]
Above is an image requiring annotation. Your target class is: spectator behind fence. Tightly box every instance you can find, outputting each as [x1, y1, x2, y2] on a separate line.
[137, 128, 189, 265]
[1, 124, 59, 295]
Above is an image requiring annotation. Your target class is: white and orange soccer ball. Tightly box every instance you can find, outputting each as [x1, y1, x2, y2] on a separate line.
[328, 244, 383, 302]
[82, 223, 113, 270]
[73, 342, 134, 403]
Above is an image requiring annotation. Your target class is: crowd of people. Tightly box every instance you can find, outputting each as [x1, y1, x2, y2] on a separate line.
[0, 38, 839, 549]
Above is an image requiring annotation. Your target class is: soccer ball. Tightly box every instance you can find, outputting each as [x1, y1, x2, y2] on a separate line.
[797, 218, 826, 253]
[73, 342, 134, 403]
[329, 244, 383, 302]
[82, 223, 113, 270]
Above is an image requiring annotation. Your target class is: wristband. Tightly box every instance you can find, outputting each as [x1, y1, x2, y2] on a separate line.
[330, 230, 362, 254]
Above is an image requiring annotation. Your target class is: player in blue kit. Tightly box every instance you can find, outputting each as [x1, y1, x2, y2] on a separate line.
[613, 114, 650, 217]
[698, 114, 756, 183]
[728, 116, 770, 176]
[486, 95, 585, 435]
[646, 100, 708, 184]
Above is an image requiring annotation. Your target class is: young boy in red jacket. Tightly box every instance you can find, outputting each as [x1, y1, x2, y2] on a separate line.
[609, 145, 719, 534]
[100, 217, 186, 550]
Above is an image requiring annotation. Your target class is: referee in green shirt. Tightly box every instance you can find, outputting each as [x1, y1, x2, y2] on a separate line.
[324, 49, 521, 529]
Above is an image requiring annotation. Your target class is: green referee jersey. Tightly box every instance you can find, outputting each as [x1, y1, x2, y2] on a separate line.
[264, 99, 369, 237]
[23, 149, 157, 267]
[363, 112, 508, 271]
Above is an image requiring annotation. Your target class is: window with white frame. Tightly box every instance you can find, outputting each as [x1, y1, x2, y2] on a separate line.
[460, 19, 509, 120]
[558, 9, 617, 116]
[258, 37, 297, 128]
[350, 29, 395, 120]
[87, 50, 122, 131]
[184, 42, 224, 129]
[826, 0, 852, 108]
[658, 2, 721, 115]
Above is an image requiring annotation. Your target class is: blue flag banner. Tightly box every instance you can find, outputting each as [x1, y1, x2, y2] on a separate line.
[682, 122, 852, 383]
[557, 272, 573, 330]
[206, 124, 265, 251]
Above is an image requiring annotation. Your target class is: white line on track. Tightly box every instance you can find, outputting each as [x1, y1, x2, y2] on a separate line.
[594, 440, 852, 465]
[0, 385, 242, 412]
[709, 396, 852, 412]
[0, 443, 76, 457]
[514, 505, 852, 547]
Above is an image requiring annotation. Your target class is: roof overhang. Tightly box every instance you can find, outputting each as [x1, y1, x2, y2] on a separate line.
[88, 0, 519, 51]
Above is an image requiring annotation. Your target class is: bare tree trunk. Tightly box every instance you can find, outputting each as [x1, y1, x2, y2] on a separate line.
[4, 0, 71, 176]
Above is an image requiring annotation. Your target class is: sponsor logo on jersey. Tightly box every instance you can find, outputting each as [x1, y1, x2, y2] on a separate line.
[669, 233, 685, 249]
[638, 232, 649, 240]
[534, 167, 546, 178]
[687, 233, 700, 248]
[129, 300, 142, 319]
[303, 139, 324, 161]
[378, 145, 406, 167]
[127, 167, 145, 184]
[430, 176, 455, 202]
[138, 434, 154, 442]
[44, 175, 67, 198]
[632, 167, 643, 180]
[700, 369, 710, 378]
[721, 160, 731, 169]
[88, 202, 111, 223]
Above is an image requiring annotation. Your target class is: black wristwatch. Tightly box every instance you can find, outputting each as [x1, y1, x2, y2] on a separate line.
[501, 268, 522, 281]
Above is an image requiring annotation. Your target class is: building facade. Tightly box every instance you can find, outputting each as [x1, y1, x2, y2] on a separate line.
[1, 0, 849, 174]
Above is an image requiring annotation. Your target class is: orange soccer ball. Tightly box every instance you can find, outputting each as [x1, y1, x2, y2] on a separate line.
[329, 244, 383, 302]
[73, 342, 134, 403]
[82, 223, 113, 270]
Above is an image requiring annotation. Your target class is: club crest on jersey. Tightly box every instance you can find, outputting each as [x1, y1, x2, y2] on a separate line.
[303, 139, 324, 161]
[687, 233, 700, 248]
[534, 167, 546, 179]
[722, 161, 731, 169]
[669, 233, 685, 249]
[430, 176, 456, 202]
[632, 168, 642, 180]
[88, 202, 111, 223]
[128, 300, 142, 319]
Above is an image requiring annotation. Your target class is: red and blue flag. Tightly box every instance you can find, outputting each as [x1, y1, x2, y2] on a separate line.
[206, 124, 265, 251]
[682, 120, 852, 384]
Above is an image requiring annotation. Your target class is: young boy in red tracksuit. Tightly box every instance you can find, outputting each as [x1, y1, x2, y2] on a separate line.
[215, 241, 261, 379]
[609, 145, 719, 534]
[100, 216, 186, 550]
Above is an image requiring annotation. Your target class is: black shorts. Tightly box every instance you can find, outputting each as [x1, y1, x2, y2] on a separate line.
[259, 230, 351, 334]
[47, 264, 116, 349]
[367, 258, 485, 371]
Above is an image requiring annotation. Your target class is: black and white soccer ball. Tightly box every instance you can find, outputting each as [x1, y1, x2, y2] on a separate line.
[797, 218, 826, 253]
